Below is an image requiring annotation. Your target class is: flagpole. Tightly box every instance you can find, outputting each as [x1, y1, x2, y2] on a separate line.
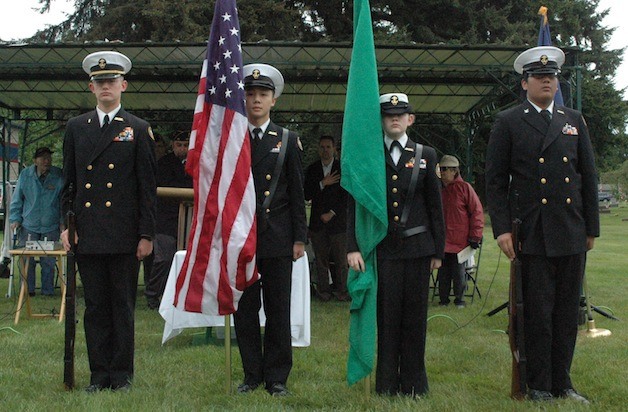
[364, 375, 370, 397]
[224, 314, 232, 394]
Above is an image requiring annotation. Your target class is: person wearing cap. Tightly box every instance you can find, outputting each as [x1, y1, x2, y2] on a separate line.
[486, 46, 599, 403]
[436, 154, 483, 308]
[304, 135, 350, 302]
[233, 63, 307, 397]
[347, 92, 445, 397]
[61, 51, 156, 393]
[144, 132, 192, 310]
[10, 147, 64, 296]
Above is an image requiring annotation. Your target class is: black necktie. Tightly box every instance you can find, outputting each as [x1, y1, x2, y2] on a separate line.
[540, 110, 552, 125]
[101, 114, 110, 132]
[253, 128, 262, 140]
[389, 141, 402, 165]
[251, 128, 262, 150]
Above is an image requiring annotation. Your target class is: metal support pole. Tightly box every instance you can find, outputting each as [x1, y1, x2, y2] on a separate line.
[575, 52, 583, 113]
[579, 274, 611, 338]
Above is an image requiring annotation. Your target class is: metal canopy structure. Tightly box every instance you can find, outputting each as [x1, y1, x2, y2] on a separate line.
[0, 42, 580, 124]
[1, 41, 581, 182]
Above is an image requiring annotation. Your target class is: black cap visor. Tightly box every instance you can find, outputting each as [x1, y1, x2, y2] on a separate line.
[244, 75, 275, 91]
[381, 103, 412, 115]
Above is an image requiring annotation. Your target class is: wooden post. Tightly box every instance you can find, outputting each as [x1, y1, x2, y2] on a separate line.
[224, 314, 232, 394]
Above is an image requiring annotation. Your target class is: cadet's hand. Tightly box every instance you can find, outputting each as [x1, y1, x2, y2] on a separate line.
[586, 236, 595, 251]
[60, 229, 78, 252]
[347, 251, 365, 272]
[497, 232, 515, 261]
[430, 258, 442, 271]
[293, 242, 305, 261]
[137, 238, 153, 261]
[321, 171, 340, 188]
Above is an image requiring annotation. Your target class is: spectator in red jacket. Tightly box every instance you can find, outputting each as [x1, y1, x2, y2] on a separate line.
[437, 155, 484, 307]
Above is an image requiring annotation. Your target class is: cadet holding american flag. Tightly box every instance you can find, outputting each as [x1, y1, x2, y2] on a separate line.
[171, 0, 306, 397]
[234, 62, 307, 397]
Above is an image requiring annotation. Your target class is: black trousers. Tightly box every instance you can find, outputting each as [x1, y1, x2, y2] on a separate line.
[437, 252, 466, 305]
[77, 253, 140, 388]
[521, 253, 585, 393]
[376, 257, 431, 396]
[144, 234, 177, 300]
[234, 256, 293, 388]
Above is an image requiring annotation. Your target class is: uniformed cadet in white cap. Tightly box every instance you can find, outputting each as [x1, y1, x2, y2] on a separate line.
[61, 50, 156, 393]
[234, 63, 307, 397]
[82, 50, 132, 80]
[486, 45, 598, 404]
[347, 91, 445, 397]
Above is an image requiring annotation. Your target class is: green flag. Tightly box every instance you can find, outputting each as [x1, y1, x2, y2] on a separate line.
[340, 0, 388, 386]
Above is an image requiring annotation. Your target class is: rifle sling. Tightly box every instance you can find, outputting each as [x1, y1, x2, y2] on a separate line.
[398, 143, 424, 238]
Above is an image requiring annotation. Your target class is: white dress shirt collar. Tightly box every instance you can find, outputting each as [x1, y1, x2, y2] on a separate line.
[528, 100, 555, 114]
[249, 119, 271, 137]
[96, 105, 121, 127]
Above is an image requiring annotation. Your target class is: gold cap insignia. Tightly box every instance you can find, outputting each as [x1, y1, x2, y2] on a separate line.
[540, 55, 549, 65]
[252, 69, 261, 79]
[98, 58, 107, 69]
[390, 95, 399, 106]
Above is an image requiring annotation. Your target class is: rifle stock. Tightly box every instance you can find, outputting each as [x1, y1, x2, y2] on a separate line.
[508, 217, 527, 399]
[63, 184, 77, 390]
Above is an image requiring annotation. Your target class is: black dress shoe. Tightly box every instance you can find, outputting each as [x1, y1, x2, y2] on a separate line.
[85, 384, 107, 393]
[528, 389, 553, 402]
[557, 389, 590, 404]
[237, 382, 259, 394]
[112, 383, 132, 392]
[267, 382, 289, 397]
[147, 297, 160, 310]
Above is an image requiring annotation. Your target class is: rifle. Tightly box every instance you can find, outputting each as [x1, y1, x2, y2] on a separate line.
[63, 183, 77, 390]
[508, 207, 527, 399]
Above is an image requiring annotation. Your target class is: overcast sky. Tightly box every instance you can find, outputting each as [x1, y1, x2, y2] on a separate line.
[0, 0, 626, 92]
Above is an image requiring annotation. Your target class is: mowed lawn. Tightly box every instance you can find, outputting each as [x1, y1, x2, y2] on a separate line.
[0, 204, 626, 411]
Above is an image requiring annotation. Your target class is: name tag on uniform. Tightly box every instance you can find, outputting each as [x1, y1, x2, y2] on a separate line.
[114, 127, 134, 142]
[562, 123, 579, 136]
[419, 159, 427, 169]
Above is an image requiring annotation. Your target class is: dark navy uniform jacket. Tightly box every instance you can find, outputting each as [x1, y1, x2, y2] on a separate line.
[62, 108, 157, 254]
[486, 100, 600, 256]
[251, 121, 307, 258]
[348, 138, 445, 260]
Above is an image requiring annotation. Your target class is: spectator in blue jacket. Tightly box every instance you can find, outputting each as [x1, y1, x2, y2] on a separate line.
[10, 147, 64, 296]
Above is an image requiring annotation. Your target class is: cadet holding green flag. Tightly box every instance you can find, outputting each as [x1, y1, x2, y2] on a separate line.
[340, 0, 388, 389]
[347, 92, 445, 397]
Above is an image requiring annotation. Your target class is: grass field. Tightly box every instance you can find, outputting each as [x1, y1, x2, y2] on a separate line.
[0, 205, 626, 411]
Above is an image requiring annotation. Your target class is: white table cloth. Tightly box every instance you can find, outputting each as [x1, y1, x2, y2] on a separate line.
[160, 250, 310, 347]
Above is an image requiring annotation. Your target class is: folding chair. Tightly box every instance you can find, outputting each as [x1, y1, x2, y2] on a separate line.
[430, 240, 483, 303]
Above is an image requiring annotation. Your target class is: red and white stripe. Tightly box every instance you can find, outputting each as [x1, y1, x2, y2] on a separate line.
[174, 59, 258, 316]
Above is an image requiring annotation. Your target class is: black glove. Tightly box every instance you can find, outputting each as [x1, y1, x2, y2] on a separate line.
[469, 240, 480, 249]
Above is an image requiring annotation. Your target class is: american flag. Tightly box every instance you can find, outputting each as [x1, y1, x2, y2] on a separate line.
[174, 0, 258, 315]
